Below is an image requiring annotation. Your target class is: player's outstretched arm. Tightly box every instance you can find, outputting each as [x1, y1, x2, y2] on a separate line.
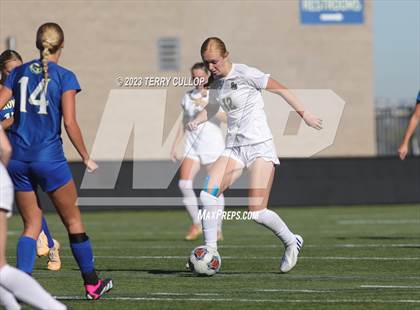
[398, 104, 420, 160]
[62, 90, 98, 172]
[186, 102, 220, 131]
[0, 125, 11, 166]
[266, 78, 322, 130]
[170, 122, 185, 162]
[186, 108, 207, 131]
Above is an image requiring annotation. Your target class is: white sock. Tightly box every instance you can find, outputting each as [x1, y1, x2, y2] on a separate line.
[253, 208, 296, 247]
[217, 194, 225, 232]
[199, 191, 220, 249]
[0, 264, 66, 310]
[179, 179, 200, 225]
[0, 286, 21, 310]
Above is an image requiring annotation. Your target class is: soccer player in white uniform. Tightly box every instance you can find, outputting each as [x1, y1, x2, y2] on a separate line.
[171, 62, 225, 240]
[187, 37, 322, 273]
[398, 90, 420, 160]
[0, 125, 67, 310]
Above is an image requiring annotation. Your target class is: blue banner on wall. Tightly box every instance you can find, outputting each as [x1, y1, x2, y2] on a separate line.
[300, 0, 364, 24]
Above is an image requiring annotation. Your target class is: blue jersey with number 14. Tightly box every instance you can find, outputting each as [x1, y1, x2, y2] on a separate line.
[4, 59, 81, 161]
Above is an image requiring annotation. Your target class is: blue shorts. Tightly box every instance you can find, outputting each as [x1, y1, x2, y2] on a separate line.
[7, 160, 73, 192]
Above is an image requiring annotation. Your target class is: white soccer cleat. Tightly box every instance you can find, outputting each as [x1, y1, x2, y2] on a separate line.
[280, 234, 303, 273]
[47, 239, 61, 271]
[37, 231, 50, 257]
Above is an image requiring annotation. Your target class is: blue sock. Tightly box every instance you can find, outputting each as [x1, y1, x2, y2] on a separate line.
[16, 236, 37, 274]
[41, 216, 54, 248]
[69, 234, 95, 274]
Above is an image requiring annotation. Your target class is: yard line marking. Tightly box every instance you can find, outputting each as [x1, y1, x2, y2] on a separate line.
[55, 296, 420, 303]
[338, 219, 420, 225]
[300, 256, 420, 261]
[31, 272, 420, 281]
[331, 244, 420, 248]
[361, 285, 420, 289]
[91, 243, 420, 250]
[256, 289, 332, 293]
[9, 255, 418, 261]
[150, 292, 220, 296]
[91, 255, 420, 261]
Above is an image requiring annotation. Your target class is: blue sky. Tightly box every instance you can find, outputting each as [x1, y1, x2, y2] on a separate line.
[374, 0, 420, 100]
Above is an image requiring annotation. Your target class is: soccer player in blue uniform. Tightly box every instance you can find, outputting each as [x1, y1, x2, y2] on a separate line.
[0, 23, 113, 300]
[0, 49, 62, 271]
[398, 90, 420, 160]
[0, 50, 21, 131]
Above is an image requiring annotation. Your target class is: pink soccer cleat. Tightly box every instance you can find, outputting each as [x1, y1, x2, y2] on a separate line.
[85, 278, 113, 300]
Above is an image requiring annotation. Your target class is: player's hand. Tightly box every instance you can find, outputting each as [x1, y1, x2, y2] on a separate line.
[398, 143, 408, 160]
[302, 111, 323, 130]
[186, 121, 199, 131]
[170, 148, 178, 162]
[84, 158, 98, 172]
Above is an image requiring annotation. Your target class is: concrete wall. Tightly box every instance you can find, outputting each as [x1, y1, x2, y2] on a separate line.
[0, 0, 375, 160]
[32, 157, 420, 211]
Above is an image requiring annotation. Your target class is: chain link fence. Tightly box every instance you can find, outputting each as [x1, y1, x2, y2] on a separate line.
[376, 102, 420, 156]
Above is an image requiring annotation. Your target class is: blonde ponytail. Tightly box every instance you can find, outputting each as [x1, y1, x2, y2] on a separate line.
[35, 23, 64, 90]
[41, 41, 52, 89]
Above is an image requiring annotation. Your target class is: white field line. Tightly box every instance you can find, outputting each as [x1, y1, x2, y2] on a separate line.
[338, 219, 420, 225]
[151, 292, 220, 296]
[90, 243, 420, 250]
[256, 289, 332, 293]
[93, 255, 420, 261]
[361, 285, 420, 289]
[299, 256, 420, 261]
[54, 296, 420, 303]
[10, 255, 416, 261]
[30, 271, 420, 281]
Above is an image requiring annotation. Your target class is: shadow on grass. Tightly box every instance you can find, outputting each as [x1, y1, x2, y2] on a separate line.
[75, 268, 282, 277]
[81, 268, 193, 276]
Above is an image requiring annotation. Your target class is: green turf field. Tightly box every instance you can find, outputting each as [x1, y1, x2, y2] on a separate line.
[6, 205, 420, 309]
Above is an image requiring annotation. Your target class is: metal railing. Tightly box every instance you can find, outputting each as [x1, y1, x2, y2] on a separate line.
[376, 105, 420, 156]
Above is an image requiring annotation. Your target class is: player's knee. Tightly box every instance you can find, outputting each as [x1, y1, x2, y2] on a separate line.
[203, 176, 220, 197]
[63, 217, 83, 233]
[178, 179, 193, 191]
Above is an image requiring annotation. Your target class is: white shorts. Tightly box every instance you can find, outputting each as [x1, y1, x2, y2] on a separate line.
[184, 123, 225, 166]
[222, 139, 280, 168]
[184, 141, 224, 165]
[0, 163, 14, 215]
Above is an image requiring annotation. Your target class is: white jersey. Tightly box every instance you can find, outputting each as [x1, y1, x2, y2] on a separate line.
[208, 63, 272, 147]
[181, 89, 224, 164]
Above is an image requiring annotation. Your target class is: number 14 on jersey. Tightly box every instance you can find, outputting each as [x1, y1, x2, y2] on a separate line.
[18, 76, 49, 115]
